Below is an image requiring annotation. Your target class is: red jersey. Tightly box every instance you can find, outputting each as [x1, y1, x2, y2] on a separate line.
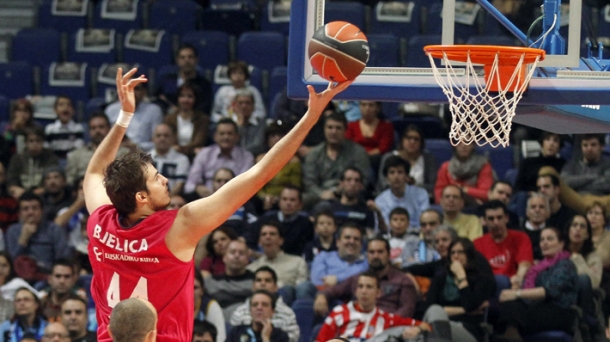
[316, 301, 421, 342]
[87, 205, 194, 342]
[473, 230, 533, 277]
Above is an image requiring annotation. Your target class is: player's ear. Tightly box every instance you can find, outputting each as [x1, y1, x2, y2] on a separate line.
[136, 191, 147, 203]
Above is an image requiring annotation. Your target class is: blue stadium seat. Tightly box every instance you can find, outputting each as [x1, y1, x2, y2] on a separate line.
[406, 35, 441, 67]
[68, 29, 118, 68]
[200, 9, 255, 37]
[93, 0, 145, 34]
[122, 29, 172, 71]
[292, 299, 314, 342]
[40, 62, 91, 105]
[381, 102, 400, 120]
[12, 28, 61, 68]
[324, 2, 366, 30]
[237, 31, 286, 71]
[425, 138, 453, 164]
[504, 167, 518, 187]
[0, 95, 8, 123]
[268, 66, 287, 109]
[369, 0, 423, 39]
[367, 34, 400, 67]
[37, 0, 89, 34]
[260, 1, 291, 36]
[181, 30, 231, 72]
[0, 62, 33, 99]
[476, 144, 514, 181]
[148, 0, 202, 36]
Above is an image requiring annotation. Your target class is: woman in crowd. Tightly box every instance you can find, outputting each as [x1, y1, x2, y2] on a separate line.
[345, 101, 394, 175]
[255, 123, 302, 211]
[495, 227, 578, 340]
[212, 60, 265, 123]
[434, 142, 494, 205]
[567, 214, 602, 289]
[0, 252, 39, 301]
[164, 82, 210, 160]
[586, 202, 610, 269]
[423, 237, 495, 342]
[194, 270, 226, 342]
[377, 125, 437, 197]
[1, 99, 39, 157]
[0, 287, 47, 341]
[199, 226, 237, 278]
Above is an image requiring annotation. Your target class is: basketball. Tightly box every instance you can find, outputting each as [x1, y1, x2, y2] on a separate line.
[308, 21, 369, 82]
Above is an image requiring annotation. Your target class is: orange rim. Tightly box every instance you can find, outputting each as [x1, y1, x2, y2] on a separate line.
[424, 45, 546, 65]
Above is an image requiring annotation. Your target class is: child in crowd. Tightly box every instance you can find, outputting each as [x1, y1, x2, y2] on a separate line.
[382, 207, 413, 267]
[303, 210, 337, 263]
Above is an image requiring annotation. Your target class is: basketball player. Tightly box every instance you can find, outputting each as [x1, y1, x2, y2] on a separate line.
[84, 68, 352, 342]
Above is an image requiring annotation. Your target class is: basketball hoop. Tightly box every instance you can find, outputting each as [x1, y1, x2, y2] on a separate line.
[424, 45, 545, 147]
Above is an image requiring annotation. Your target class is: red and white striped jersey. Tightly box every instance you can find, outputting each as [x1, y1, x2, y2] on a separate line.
[316, 301, 421, 342]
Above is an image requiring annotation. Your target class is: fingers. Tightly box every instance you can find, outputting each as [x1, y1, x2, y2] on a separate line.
[122, 68, 139, 84]
[126, 75, 148, 89]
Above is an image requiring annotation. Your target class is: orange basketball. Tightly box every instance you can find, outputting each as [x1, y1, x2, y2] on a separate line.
[307, 21, 369, 82]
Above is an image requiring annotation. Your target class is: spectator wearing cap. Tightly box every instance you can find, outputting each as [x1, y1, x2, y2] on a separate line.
[41, 167, 73, 222]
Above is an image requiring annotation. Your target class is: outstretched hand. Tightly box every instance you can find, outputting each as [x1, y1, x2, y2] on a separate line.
[306, 80, 353, 117]
[116, 68, 147, 113]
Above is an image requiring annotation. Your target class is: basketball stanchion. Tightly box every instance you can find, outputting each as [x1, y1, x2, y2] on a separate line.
[424, 45, 545, 148]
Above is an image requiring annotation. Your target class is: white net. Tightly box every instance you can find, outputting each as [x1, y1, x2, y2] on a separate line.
[427, 49, 541, 148]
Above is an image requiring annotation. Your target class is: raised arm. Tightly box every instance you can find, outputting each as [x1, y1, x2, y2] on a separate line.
[168, 82, 353, 261]
[83, 68, 147, 213]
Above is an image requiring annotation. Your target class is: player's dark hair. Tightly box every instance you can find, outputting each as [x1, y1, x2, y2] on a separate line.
[227, 60, 249, 80]
[104, 150, 154, 217]
[254, 266, 278, 285]
[389, 206, 410, 220]
[193, 321, 217, 342]
[250, 289, 277, 310]
[205, 226, 238, 258]
[382, 155, 410, 177]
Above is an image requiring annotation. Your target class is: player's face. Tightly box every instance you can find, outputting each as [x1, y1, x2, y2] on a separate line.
[259, 226, 283, 254]
[489, 183, 512, 204]
[484, 208, 508, 239]
[420, 212, 441, 241]
[386, 166, 407, 190]
[355, 276, 379, 311]
[441, 187, 463, 212]
[278, 188, 302, 216]
[19, 199, 43, 226]
[178, 88, 196, 110]
[526, 197, 550, 225]
[315, 215, 336, 238]
[212, 231, 231, 256]
[582, 138, 602, 162]
[402, 130, 422, 154]
[337, 227, 362, 259]
[434, 230, 452, 258]
[340, 170, 363, 198]
[14, 289, 38, 316]
[253, 271, 278, 293]
[323, 119, 345, 145]
[49, 265, 75, 296]
[540, 228, 564, 258]
[367, 240, 389, 270]
[389, 214, 409, 236]
[54, 97, 74, 124]
[89, 117, 110, 145]
[250, 293, 274, 322]
[569, 215, 589, 245]
[143, 164, 171, 211]
[61, 299, 87, 336]
[0, 255, 10, 280]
